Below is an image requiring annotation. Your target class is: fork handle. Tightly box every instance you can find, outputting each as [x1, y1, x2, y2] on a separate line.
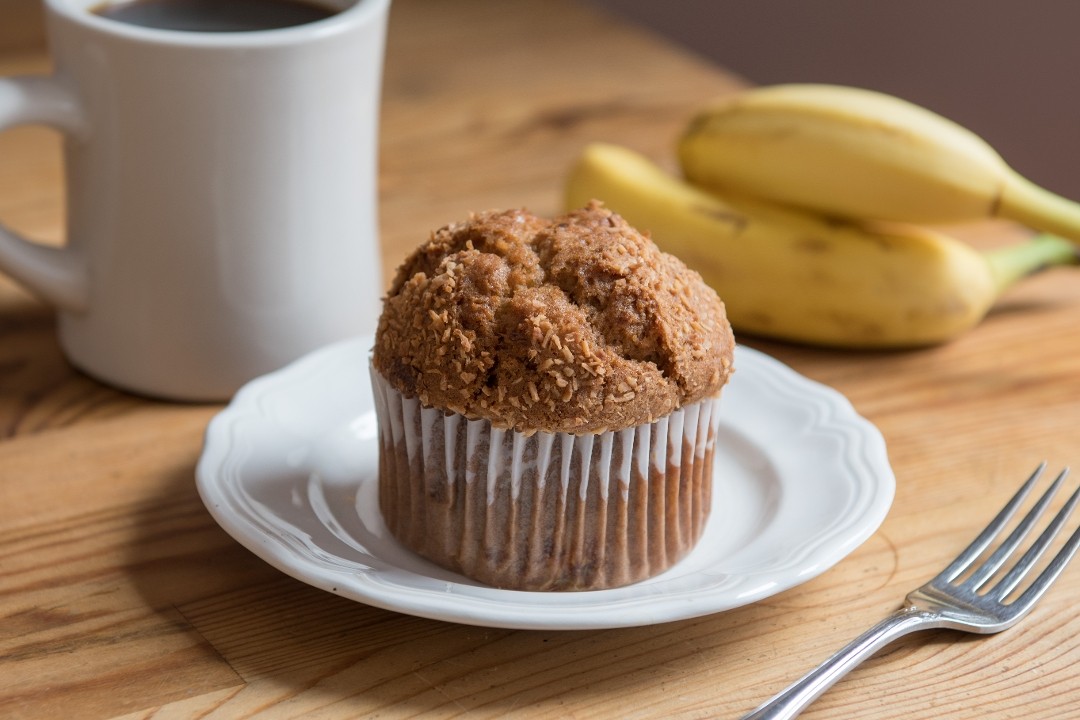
[740, 606, 936, 720]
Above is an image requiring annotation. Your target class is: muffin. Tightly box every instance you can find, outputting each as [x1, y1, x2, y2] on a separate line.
[370, 201, 735, 590]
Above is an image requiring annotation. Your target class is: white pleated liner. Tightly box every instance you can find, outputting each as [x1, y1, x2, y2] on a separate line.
[370, 367, 722, 591]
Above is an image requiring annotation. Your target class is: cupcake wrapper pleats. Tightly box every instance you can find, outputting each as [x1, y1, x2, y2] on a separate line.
[369, 367, 721, 591]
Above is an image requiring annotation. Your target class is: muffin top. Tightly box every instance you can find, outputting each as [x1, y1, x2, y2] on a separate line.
[372, 202, 735, 435]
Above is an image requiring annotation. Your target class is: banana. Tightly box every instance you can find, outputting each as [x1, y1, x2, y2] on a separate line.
[566, 142, 1077, 348]
[678, 84, 1080, 243]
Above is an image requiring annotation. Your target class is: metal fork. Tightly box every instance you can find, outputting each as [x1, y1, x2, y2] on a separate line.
[741, 462, 1080, 720]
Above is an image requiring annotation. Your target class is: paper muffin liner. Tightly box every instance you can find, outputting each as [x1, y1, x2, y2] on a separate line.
[369, 366, 722, 591]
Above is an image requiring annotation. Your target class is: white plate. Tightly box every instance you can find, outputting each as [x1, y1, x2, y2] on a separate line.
[196, 335, 894, 630]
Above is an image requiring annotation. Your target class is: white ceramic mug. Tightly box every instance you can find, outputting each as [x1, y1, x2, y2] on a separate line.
[0, 0, 389, 401]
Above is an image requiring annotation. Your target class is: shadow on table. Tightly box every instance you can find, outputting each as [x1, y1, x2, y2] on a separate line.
[125, 458, 776, 717]
[0, 298, 66, 391]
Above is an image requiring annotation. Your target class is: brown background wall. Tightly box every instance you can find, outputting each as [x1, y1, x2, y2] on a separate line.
[3, 0, 1079, 200]
[0, 0, 45, 51]
[589, 0, 1080, 201]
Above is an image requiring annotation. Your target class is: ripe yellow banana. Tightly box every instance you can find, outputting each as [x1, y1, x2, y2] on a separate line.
[678, 84, 1080, 243]
[566, 142, 1077, 348]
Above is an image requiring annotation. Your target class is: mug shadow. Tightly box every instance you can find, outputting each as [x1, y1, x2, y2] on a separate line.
[0, 298, 161, 434]
[0, 299, 97, 430]
[0, 297, 63, 373]
[125, 458, 772, 717]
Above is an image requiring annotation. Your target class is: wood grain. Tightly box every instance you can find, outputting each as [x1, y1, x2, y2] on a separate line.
[3, 1, 1080, 718]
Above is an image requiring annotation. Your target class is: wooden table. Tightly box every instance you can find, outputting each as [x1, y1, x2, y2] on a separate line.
[3, 1, 1080, 717]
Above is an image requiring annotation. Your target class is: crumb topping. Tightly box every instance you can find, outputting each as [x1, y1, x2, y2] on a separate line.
[373, 202, 735, 434]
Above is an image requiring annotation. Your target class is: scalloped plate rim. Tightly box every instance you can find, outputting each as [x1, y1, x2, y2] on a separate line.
[196, 335, 894, 629]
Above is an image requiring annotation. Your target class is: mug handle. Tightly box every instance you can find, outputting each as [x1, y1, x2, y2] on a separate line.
[0, 75, 87, 312]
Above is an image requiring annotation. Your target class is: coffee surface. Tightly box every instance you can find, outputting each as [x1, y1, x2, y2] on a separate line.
[92, 0, 338, 32]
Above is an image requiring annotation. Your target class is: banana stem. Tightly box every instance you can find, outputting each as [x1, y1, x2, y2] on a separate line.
[984, 234, 1079, 295]
[998, 173, 1080, 244]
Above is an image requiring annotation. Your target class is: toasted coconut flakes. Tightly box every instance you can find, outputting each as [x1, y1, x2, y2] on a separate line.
[371, 203, 734, 435]
[542, 327, 554, 349]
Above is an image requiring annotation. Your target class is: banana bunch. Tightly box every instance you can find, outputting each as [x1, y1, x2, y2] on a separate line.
[564, 84, 1080, 348]
[565, 142, 1077, 348]
[678, 84, 1080, 241]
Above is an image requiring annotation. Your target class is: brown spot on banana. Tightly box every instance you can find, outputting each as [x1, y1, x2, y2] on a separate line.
[988, 181, 1005, 219]
[825, 312, 885, 338]
[795, 237, 831, 253]
[692, 205, 749, 234]
[741, 310, 775, 328]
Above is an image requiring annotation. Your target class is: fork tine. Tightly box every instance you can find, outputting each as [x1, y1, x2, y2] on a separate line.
[938, 462, 1046, 583]
[966, 467, 1069, 591]
[740, 463, 1078, 719]
[1006, 512, 1080, 616]
[990, 479, 1080, 602]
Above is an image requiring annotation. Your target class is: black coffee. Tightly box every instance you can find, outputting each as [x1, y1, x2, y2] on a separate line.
[92, 0, 338, 32]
